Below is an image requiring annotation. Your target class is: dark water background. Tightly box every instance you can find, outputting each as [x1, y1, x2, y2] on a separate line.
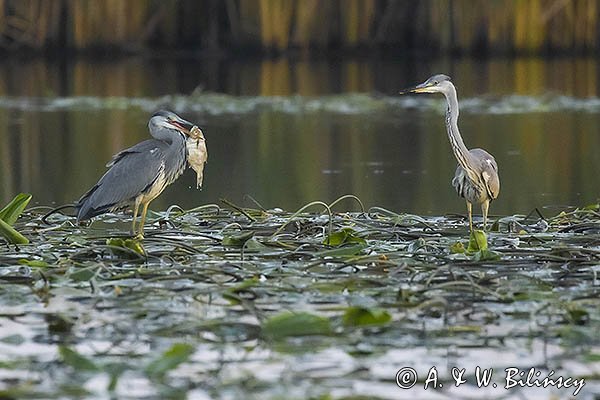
[1, 56, 600, 216]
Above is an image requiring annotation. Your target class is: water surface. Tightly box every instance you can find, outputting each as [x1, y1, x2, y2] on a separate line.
[1, 56, 600, 217]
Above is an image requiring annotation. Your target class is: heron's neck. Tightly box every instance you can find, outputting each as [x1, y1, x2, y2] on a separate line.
[444, 86, 473, 171]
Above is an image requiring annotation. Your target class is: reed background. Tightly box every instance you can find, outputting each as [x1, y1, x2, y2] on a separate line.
[0, 0, 597, 55]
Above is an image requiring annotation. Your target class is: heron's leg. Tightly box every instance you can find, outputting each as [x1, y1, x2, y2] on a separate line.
[466, 201, 473, 231]
[132, 201, 140, 234]
[138, 202, 150, 236]
[481, 200, 490, 231]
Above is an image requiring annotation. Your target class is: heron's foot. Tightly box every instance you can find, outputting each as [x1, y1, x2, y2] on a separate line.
[132, 232, 144, 240]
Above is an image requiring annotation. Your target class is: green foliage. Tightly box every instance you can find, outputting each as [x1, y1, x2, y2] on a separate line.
[222, 277, 260, 304]
[262, 312, 332, 340]
[0, 219, 28, 245]
[0, 193, 32, 225]
[222, 231, 254, 247]
[342, 306, 391, 327]
[0, 193, 31, 244]
[473, 249, 502, 261]
[467, 230, 488, 252]
[145, 343, 195, 378]
[316, 244, 367, 258]
[106, 237, 145, 255]
[323, 227, 366, 246]
[466, 229, 501, 261]
[19, 259, 51, 268]
[59, 346, 98, 372]
[449, 241, 466, 254]
[564, 303, 590, 325]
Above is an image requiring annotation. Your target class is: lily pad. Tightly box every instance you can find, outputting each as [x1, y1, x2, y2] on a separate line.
[262, 312, 332, 340]
[342, 306, 392, 327]
[145, 343, 195, 378]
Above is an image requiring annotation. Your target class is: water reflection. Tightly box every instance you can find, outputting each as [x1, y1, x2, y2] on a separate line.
[1, 57, 600, 216]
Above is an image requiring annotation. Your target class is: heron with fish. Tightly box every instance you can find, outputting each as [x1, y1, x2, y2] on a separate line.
[74, 110, 208, 237]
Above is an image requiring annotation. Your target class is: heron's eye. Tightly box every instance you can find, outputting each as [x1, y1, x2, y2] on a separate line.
[433, 80, 439, 85]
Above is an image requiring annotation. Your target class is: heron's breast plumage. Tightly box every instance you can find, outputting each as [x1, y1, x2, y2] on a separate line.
[452, 166, 488, 205]
[138, 141, 187, 205]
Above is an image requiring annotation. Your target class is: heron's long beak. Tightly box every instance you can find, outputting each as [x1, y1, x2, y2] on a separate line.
[399, 81, 433, 94]
[169, 118, 196, 136]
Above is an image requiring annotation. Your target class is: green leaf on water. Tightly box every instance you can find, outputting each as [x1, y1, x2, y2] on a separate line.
[581, 203, 599, 211]
[59, 346, 98, 372]
[316, 243, 367, 258]
[342, 306, 391, 327]
[222, 231, 254, 247]
[19, 259, 50, 268]
[0, 193, 32, 225]
[450, 241, 465, 254]
[222, 277, 260, 304]
[584, 353, 600, 362]
[472, 249, 502, 261]
[0, 334, 25, 345]
[565, 304, 589, 325]
[145, 343, 195, 378]
[467, 229, 488, 252]
[323, 227, 366, 246]
[68, 267, 99, 282]
[243, 237, 268, 251]
[106, 237, 145, 255]
[0, 219, 29, 244]
[262, 311, 332, 340]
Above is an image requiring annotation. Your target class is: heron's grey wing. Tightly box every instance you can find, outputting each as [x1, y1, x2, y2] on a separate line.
[77, 141, 166, 221]
[471, 148, 500, 200]
[106, 139, 156, 167]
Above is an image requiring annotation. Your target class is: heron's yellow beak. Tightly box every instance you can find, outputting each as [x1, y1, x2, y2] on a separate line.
[169, 119, 196, 136]
[399, 82, 434, 95]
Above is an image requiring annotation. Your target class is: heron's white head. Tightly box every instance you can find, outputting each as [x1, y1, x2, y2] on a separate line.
[399, 74, 454, 96]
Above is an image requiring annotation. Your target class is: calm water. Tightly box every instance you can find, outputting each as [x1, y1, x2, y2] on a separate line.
[1, 56, 600, 216]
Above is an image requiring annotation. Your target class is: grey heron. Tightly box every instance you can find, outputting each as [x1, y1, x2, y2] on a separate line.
[399, 74, 500, 230]
[76, 110, 199, 236]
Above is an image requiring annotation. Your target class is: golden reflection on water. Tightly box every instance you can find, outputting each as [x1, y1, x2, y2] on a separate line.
[1, 57, 600, 215]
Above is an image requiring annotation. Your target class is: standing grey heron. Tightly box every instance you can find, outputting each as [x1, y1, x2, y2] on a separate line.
[76, 110, 199, 236]
[399, 74, 500, 230]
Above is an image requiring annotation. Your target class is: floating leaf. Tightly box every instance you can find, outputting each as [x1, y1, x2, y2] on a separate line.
[565, 304, 589, 325]
[222, 231, 254, 247]
[323, 227, 366, 246]
[472, 249, 502, 261]
[342, 306, 391, 327]
[467, 229, 488, 252]
[68, 267, 99, 282]
[145, 343, 195, 378]
[316, 243, 367, 258]
[582, 203, 599, 211]
[0, 334, 25, 345]
[223, 277, 260, 304]
[0, 219, 29, 244]
[450, 241, 465, 254]
[106, 237, 145, 255]
[262, 312, 332, 340]
[46, 313, 75, 334]
[19, 259, 50, 268]
[0, 193, 32, 225]
[243, 238, 268, 251]
[59, 346, 98, 372]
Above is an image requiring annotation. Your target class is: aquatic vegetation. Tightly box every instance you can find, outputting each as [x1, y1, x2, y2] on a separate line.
[0, 193, 31, 244]
[0, 197, 598, 398]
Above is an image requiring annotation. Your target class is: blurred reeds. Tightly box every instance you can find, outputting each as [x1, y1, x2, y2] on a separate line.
[0, 0, 598, 54]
